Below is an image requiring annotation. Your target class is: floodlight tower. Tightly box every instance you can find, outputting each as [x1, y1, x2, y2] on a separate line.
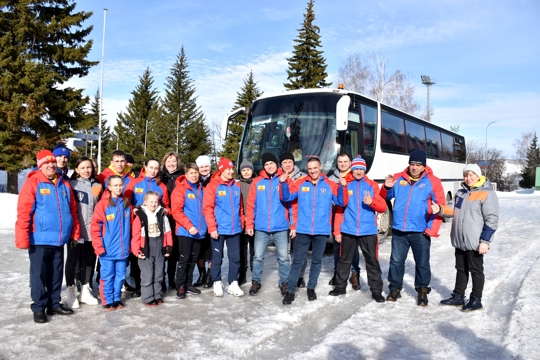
[421, 75, 436, 122]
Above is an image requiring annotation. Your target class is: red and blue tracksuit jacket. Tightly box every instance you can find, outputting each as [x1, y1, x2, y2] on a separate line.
[96, 165, 136, 190]
[90, 196, 133, 260]
[124, 176, 171, 213]
[171, 175, 207, 239]
[334, 174, 387, 237]
[15, 171, 80, 248]
[280, 174, 347, 235]
[246, 169, 290, 233]
[203, 172, 244, 235]
[379, 166, 451, 237]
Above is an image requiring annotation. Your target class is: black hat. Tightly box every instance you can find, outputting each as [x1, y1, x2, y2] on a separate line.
[279, 152, 295, 164]
[125, 154, 135, 164]
[261, 153, 279, 166]
[409, 150, 426, 166]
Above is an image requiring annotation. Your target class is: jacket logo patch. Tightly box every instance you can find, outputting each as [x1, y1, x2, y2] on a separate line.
[320, 188, 326, 194]
[257, 185, 266, 191]
[419, 183, 426, 189]
[106, 214, 115, 221]
[75, 191, 89, 205]
[301, 187, 310, 192]
[125, 210, 130, 218]
[348, 190, 353, 195]
[399, 180, 408, 186]
[40, 188, 51, 195]
[135, 188, 144, 194]
[218, 191, 226, 196]
[187, 194, 195, 199]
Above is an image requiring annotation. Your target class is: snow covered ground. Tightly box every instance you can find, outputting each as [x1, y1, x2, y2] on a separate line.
[0, 190, 538, 360]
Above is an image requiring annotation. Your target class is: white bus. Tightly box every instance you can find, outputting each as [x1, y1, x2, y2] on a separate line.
[223, 88, 466, 242]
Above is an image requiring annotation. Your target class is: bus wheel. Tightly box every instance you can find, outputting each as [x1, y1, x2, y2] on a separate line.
[378, 207, 391, 244]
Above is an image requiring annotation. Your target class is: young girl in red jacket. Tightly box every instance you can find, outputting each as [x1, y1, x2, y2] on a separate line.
[91, 175, 133, 310]
[131, 191, 173, 306]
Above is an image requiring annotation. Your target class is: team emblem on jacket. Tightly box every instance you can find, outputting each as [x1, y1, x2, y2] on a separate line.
[106, 214, 115, 221]
[135, 188, 144, 193]
[218, 191, 226, 196]
[124, 210, 130, 218]
[301, 187, 310, 192]
[320, 188, 326, 194]
[348, 190, 353, 195]
[419, 183, 425, 189]
[399, 180, 408, 186]
[188, 193, 195, 199]
[40, 188, 51, 195]
[257, 185, 265, 191]
[234, 191, 239, 197]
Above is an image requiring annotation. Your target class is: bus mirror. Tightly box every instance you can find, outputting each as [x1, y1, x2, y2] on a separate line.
[221, 107, 247, 141]
[336, 95, 350, 131]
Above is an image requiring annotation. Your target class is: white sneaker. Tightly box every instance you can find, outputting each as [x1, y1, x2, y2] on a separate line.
[227, 281, 245, 297]
[64, 285, 80, 309]
[213, 281, 224, 297]
[79, 284, 99, 305]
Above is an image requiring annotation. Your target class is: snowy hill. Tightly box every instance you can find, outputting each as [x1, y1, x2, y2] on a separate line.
[0, 191, 538, 359]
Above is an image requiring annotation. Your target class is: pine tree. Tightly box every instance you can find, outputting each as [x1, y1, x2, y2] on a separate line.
[114, 67, 161, 165]
[0, 0, 97, 193]
[162, 46, 210, 163]
[284, 0, 331, 90]
[519, 133, 540, 189]
[220, 71, 263, 163]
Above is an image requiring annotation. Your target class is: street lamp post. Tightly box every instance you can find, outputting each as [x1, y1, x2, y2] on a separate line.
[421, 75, 436, 122]
[485, 120, 497, 177]
[97, 8, 108, 173]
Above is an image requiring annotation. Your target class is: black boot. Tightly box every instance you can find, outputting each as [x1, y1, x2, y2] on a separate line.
[440, 291, 465, 306]
[203, 269, 213, 288]
[193, 268, 206, 287]
[416, 287, 431, 306]
[328, 272, 337, 285]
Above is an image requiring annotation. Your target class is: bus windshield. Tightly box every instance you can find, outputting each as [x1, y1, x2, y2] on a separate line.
[239, 93, 342, 174]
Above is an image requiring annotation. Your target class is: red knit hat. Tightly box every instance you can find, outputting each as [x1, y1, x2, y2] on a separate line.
[36, 150, 56, 168]
[351, 155, 367, 171]
[217, 158, 234, 173]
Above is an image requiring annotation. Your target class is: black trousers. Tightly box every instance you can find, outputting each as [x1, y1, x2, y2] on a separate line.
[65, 241, 97, 286]
[335, 233, 383, 293]
[454, 248, 484, 298]
[175, 236, 202, 288]
[164, 231, 179, 286]
[239, 232, 254, 279]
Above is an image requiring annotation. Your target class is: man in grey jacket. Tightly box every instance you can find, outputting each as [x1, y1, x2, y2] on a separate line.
[438, 163, 499, 311]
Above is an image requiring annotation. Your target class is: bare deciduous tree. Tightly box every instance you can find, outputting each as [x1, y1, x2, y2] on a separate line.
[338, 51, 422, 118]
[513, 131, 534, 166]
[466, 140, 507, 190]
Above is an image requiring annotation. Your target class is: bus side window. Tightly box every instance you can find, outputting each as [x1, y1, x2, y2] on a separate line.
[381, 112, 406, 154]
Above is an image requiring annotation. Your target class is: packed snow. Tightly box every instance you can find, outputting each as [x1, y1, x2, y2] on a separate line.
[0, 190, 538, 359]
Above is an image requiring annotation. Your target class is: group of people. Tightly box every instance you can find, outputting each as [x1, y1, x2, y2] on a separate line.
[15, 143, 499, 324]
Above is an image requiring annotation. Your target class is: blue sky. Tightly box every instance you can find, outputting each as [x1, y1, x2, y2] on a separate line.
[71, 0, 540, 158]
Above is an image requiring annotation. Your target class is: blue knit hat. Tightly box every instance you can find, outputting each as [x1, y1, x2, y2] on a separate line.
[409, 150, 426, 166]
[53, 143, 71, 160]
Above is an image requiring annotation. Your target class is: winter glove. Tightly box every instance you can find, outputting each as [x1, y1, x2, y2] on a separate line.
[69, 239, 78, 249]
[163, 246, 173, 256]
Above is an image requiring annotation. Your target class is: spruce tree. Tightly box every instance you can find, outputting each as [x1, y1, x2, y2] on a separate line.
[284, 0, 331, 90]
[519, 133, 540, 189]
[162, 46, 210, 163]
[220, 71, 263, 163]
[0, 0, 97, 193]
[114, 67, 161, 165]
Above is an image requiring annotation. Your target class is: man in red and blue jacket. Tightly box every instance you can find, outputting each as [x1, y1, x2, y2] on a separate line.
[96, 150, 136, 190]
[380, 149, 452, 306]
[203, 158, 245, 297]
[280, 157, 347, 304]
[330, 155, 387, 302]
[16, 150, 81, 323]
[245, 153, 291, 296]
